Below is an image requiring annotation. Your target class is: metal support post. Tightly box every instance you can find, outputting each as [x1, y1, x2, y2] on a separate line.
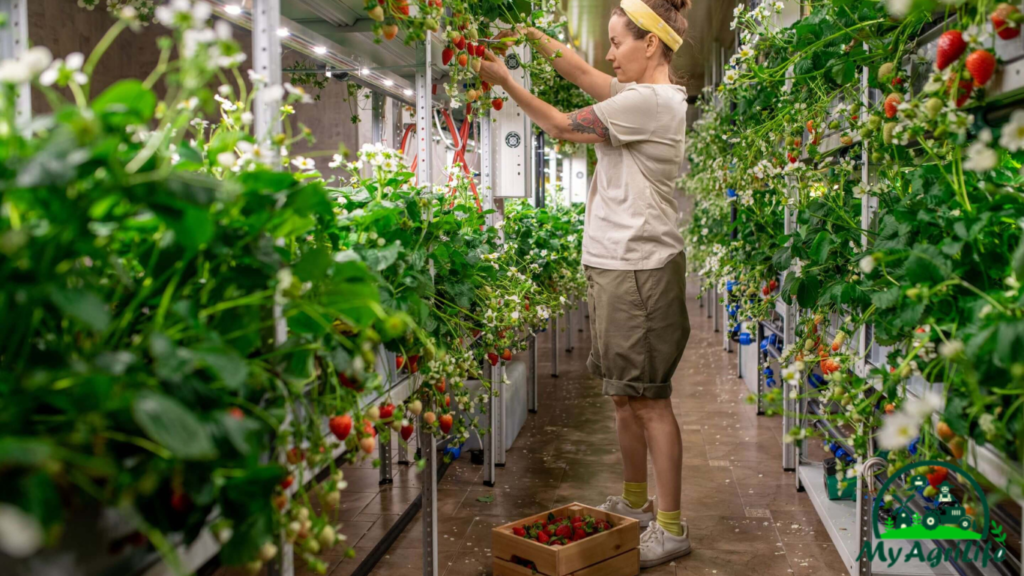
[494, 363, 505, 466]
[252, 0, 282, 149]
[420, 419, 439, 576]
[550, 315, 559, 377]
[710, 286, 716, 322]
[371, 91, 385, 144]
[577, 299, 584, 332]
[699, 278, 704, 308]
[565, 304, 574, 352]
[527, 334, 538, 413]
[483, 359, 497, 486]
[856, 435, 875, 576]
[0, 0, 29, 127]
[416, 33, 439, 576]
[480, 111, 494, 226]
[391, 96, 403, 149]
[252, 3, 290, 574]
[379, 428, 393, 485]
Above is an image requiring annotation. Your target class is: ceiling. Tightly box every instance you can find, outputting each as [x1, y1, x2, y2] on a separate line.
[562, 0, 739, 98]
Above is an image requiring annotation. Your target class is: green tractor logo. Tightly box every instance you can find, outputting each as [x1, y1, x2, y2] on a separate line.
[875, 461, 988, 541]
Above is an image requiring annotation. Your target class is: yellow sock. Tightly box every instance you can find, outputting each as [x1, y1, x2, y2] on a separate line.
[657, 510, 683, 536]
[622, 482, 648, 510]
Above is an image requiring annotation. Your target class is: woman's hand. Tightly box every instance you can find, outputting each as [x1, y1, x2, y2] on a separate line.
[477, 51, 513, 89]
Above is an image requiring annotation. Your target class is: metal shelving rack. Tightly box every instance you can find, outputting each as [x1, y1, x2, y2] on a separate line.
[0, 0, 590, 574]
[707, 4, 1024, 576]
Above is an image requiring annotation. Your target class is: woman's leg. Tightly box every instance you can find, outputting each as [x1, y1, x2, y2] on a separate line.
[631, 397, 683, 517]
[612, 396, 649, 485]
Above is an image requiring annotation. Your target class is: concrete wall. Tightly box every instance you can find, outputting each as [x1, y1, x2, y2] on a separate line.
[27, 3, 359, 163]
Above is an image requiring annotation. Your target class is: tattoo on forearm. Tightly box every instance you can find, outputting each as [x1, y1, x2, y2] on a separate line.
[567, 107, 609, 139]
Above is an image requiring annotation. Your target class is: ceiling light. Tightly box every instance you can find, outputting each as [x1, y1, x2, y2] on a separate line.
[403, 88, 413, 96]
[383, 79, 394, 86]
[313, 46, 328, 55]
[277, 27, 289, 37]
[224, 4, 242, 15]
[361, 67, 370, 75]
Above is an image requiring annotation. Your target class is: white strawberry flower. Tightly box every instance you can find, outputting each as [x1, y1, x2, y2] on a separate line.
[291, 156, 316, 171]
[39, 52, 87, 87]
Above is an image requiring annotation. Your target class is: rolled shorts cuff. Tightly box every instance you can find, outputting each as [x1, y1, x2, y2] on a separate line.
[602, 378, 673, 399]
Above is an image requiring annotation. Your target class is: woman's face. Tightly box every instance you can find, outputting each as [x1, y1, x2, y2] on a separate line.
[606, 14, 652, 83]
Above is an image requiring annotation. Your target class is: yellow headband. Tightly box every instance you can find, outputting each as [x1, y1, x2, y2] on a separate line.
[620, 0, 682, 52]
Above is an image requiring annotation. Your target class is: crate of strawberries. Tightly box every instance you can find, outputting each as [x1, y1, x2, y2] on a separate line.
[492, 503, 640, 576]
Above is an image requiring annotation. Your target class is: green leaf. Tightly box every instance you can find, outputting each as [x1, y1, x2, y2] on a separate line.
[771, 245, 792, 270]
[904, 244, 950, 285]
[293, 246, 333, 282]
[871, 287, 900, 309]
[796, 274, 821, 308]
[49, 287, 111, 332]
[476, 494, 495, 503]
[1012, 231, 1024, 282]
[91, 79, 157, 127]
[195, 346, 249, 390]
[809, 232, 834, 264]
[132, 391, 217, 460]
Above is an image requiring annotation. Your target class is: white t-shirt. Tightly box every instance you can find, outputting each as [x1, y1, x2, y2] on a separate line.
[583, 78, 688, 271]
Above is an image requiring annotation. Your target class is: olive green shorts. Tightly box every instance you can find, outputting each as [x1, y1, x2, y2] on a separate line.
[584, 251, 690, 399]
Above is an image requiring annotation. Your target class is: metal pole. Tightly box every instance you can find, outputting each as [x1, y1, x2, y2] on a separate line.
[528, 334, 538, 413]
[577, 298, 584, 332]
[565, 304, 574, 352]
[494, 363, 505, 466]
[0, 0, 30, 127]
[420, 418, 439, 576]
[480, 110, 494, 226]
[391, 96, 403, 149]
[251, 2, 292, 575]
[371, 91, 385, 144]
[415, 33, 438, 576]
[483, 357, 497, 486]
[550, 315, 559, 377]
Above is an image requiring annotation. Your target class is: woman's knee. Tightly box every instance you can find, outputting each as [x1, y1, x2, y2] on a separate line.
[611, 395, 632, 410]
[629, 397, 672, 423]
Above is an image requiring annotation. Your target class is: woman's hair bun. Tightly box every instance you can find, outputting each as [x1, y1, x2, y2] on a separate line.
[666, 0, 691, 11]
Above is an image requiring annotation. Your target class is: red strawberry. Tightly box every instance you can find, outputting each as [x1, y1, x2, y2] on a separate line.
[787, 152, 797, 164]
[439, 414, 453, 434]
[453, 35, 466, 50]
[573, 528, 586, 541]
[286, 447, 305, 464]
[442, 47, 454, 65]
[572, 516, 583, 524]
[947, 76, 973, 107]
[339, 372, 363, 392]
[228, 407, 244, 420]
[965, 49, 996, 87]
[466, 43, 476, 56]
[409, 355, 420, 374]
[379, 403, 395, 419]
[927, 466, 948, 488]
[537, 531, 550, 544]
[280, 475, 294, 490]
[487, 352, 499, 366]
[992, 3, 1021, 39]
[401, 423, 415, 441]
[170, 491, 190, 512]
[884, 93, 902, 118]
[501, 348, 512, 361]
[481, 81, 491, 92]
[492, 98, 504, 111]
[555, 524, 572, 538]
[513, 527, 527, 537]
[476, 44, 486, 57]
[936, 30, 966, 71]
[457, 54, 468, 67]
[396, 355, 405, 370]
[471, 329, 481, 338]
[445, 396, 450, 408]
[806, 120, 815, 133]
[330, 415, 353, 440]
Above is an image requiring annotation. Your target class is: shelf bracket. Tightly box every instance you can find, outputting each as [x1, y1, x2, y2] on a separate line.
[0, 0, 30, 127]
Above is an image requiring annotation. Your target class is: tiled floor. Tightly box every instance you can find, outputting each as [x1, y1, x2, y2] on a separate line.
[306, 275, 846, 576]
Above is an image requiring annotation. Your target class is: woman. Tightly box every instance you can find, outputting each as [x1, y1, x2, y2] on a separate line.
[477, 0, 692, 568]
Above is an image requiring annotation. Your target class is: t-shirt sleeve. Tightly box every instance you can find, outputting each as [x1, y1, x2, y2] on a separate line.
[592, 85, 655, 147]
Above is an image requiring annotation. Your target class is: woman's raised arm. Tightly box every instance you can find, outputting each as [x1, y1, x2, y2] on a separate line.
[513, 27, 613, 102]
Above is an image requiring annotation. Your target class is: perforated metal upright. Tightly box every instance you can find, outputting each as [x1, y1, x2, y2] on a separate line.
[371, 91, 395, 486]
[781, 203, 798, 474]
[550, 315, 559, 377]
[250, 1, 292, 575]
[480, 110, 494, 224]
[527, 334, 538, 413]
[414, 33, 439, 576]
[0, 0, 30, 127]
[565, 304, 574, 352]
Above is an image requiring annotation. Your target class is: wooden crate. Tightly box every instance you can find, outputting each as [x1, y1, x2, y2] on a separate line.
[492, 503, 640, 576]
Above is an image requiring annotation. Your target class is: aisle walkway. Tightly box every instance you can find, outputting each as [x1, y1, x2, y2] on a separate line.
[321, 276, 845, 576]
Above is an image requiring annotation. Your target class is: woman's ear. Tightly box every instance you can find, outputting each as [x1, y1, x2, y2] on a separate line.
[645, 33, 659, 57]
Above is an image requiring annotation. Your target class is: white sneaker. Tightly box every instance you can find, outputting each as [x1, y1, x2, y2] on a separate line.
[595, 495, 656, 528]
[639, 521, 692, 568]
